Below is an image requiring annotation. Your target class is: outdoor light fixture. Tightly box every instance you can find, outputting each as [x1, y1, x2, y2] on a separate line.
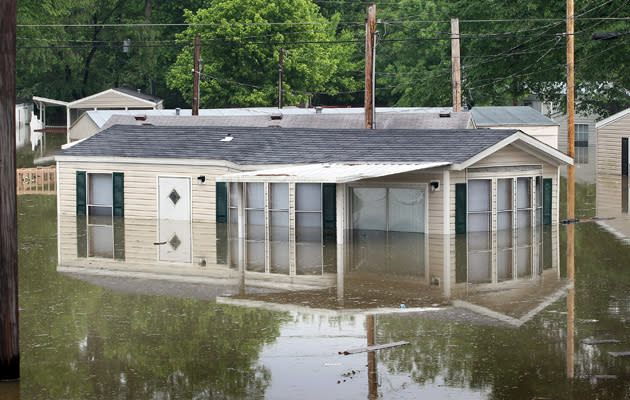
[430, 180, 440, 192]
[197, 175, 206, 184]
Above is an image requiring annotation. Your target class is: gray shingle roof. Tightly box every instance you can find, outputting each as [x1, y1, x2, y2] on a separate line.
[472, 106, 557, 126]
[99, 111, 471, 131]
[58, 125, 517, 165]
[113, 88, 163, 104]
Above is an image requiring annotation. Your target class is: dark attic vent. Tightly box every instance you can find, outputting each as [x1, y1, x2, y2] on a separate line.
[439, 111, 451, 118]
[135, 114, 147, 121]
[270, 112, 283, 120]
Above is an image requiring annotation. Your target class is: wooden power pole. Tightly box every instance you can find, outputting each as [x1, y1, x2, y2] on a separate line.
[0, 0, 19, 382]
[566, 0, 575, 225]
[451, 18, 462, 112]
[192, 35, 201, 116]
[364, 4, 376, 129]
[278, 48, 284, 109]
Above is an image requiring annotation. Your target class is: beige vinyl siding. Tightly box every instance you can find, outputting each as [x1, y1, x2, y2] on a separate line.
[58, 214, 228, 275]
[485, 125, 558, 149]
[70, 91, 156, 109]
[57, 161, 231, 222]
[69, 115, 101, 141]
[596, 120, 629, 218]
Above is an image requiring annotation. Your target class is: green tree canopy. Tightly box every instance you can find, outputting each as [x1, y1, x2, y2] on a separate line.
[166, 0, 361, 107]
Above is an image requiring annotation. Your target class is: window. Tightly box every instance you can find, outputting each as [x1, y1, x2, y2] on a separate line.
[76, 171, 124, 260]
[468, 180, 491, 232]
[270, 183, 289, 274]
[296, 183, 323, 275]
[575, 124, 589, 164]
[350, 186, 426, 276]
[225, 182, 332, 276]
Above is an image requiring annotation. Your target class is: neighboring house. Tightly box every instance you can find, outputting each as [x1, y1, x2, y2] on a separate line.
[68, 107, 472, 141]
[595, 108, 630, 241]
[34, 88, 163, 144]
[552, 111, 598, 184]
[55, 124, 571, 280]
[522, 94, 600, 183]
[470, 106, 559, 149]
[15, 98, 33, 149]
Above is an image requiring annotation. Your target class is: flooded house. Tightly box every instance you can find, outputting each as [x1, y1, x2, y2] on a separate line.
[596, 108, 630, 241]
[54, 124, 571, 294]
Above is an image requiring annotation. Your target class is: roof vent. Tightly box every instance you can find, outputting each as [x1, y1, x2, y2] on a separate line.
[135, 114, 147, 121]
[270, 112, 282, 120]
[175, 108, 181, 116]
[315, 106, 323, 114]
[141, 122, 153, 126]
[220, 133, 233, 142]
[439, 110, 451, 118]
[137, 88, 141, 93]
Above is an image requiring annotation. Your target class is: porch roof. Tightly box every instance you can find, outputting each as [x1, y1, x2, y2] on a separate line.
[216, 162, 451, 183]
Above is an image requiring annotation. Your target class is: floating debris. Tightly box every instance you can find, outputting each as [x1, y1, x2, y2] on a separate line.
[582, 339, 621, 345]
[339, 341, 410, 355]
[608, 351, 630, 357]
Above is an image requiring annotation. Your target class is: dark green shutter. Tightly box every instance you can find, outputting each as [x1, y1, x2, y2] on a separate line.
[76, 171, 86, 216]
[76, 216, 87, 258]
[216, 182, 228, 223]
[543, 178, 552, 225]
[455, 183, 467, 234]
[112, 172, 124, 218]
[113, 218, 125, 260]
[322, 183, 336, 230]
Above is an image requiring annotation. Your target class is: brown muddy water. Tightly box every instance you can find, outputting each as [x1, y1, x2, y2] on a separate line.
[4, 183, 630, 399]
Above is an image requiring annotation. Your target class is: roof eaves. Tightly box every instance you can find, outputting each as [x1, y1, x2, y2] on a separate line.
[595, 107, 630, 129]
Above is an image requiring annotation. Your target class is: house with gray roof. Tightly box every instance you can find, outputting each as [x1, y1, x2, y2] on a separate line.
[67, 107, 472, 141]
[55, 124, 571, 280]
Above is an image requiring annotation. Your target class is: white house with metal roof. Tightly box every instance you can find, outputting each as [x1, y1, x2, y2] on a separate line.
[55, 124, 571, 280]
[471, 106, 559, 149]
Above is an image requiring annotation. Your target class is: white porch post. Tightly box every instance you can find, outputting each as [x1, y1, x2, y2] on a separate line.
[336, 183, 346, 301]
[442, 169, 452, 297]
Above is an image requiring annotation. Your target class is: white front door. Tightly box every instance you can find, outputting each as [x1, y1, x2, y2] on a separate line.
[158, 177, 192, 263]
[158, 177, 191, 221]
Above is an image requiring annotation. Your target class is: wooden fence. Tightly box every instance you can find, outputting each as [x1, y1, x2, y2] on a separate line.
[16, 166, 56, 195]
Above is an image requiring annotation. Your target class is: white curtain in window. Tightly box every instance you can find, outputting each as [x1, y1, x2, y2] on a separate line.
[271, 183, 289, 210]
[352, 188, 386, 230]
[468, 213, 490, 232]
[468, 180, 490, 212]
[229, 183, 240, 207]
[89, 225, 113, 258]
[497, 179, 512, 211]
[89, 174, 112, 206]
[246, 183, 264, 209]
[388, 188, 425, 233]
[296, 183, 321, 211]
[517, 177, 531, 209]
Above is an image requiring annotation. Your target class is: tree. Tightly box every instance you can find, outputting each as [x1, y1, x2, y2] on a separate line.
[166, 0, 361, 108]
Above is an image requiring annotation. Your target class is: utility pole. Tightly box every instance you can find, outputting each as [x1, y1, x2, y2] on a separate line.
[451, 18, 462, 112]
[278, 48, 284, 109]
[566, 0, 575, 226]
[0, 0, 19, 382]
[192, 35, 201, 116]
[566, 0, 576, 380]
[364, 3, 376, 129]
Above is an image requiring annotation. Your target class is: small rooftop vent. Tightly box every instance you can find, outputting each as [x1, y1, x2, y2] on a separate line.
[439, 110, 451, 118]
[315, 106, 323, 114]
[135, 114, 147, 121]
[220, 133, 233, 142]
[175, 108, 181, 116]
[270, 112, 283, 120]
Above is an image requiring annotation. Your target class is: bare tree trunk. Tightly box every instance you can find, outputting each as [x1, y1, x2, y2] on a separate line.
[0, 0, 20, 382]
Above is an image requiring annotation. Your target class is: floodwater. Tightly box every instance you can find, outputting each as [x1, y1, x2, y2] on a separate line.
[4, 179, 630, 399]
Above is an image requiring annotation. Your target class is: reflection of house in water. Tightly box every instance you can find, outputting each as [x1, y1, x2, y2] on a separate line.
[58, 212, 568, 325]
